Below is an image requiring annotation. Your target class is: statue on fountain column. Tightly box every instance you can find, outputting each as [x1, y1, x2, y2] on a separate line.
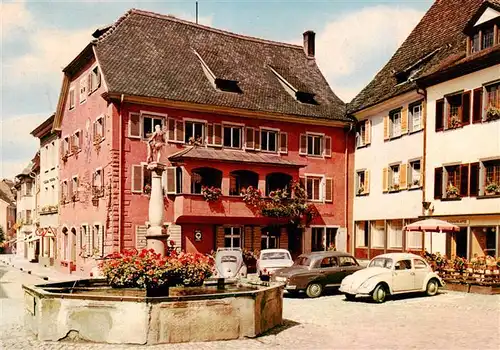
[147, 125, 166, 163]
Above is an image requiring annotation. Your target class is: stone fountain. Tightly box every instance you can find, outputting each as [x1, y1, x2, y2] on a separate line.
[23, 125, 284, 345]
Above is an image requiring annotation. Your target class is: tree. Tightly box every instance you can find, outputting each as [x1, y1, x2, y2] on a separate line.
[0, 225, 5, 243]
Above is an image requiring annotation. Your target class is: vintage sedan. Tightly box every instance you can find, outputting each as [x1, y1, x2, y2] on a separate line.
[272, 251, 363, 298]
[211, 248, 247, 279]
[339, 253, 445, 303]
[257, 249, 294, 278]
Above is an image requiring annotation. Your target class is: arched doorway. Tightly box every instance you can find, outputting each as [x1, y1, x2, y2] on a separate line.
[61, 227, 68, 261]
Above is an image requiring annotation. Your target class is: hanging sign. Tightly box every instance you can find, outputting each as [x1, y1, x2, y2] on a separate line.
[194, 230, 202, 242]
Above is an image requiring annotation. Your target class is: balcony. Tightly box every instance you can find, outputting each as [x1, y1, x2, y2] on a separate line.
[174, 194, 287, 225]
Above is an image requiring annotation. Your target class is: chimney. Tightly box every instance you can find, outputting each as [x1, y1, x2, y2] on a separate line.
[303, 30, 315, 58]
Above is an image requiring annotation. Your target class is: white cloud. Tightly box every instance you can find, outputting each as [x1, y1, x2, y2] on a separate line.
[296, 6, 425, 102]
[0, 0, 32, 38]
[0, 113, 48, 180]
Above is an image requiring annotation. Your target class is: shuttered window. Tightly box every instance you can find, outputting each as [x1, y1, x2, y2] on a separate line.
[207, 124, 214, 145]
[325, 178, 333, 202]
[131, 165, 143, 193]
[435, 99, 444, 132]
[472, 88, 483, 123]
[299, 134, 307, 155]
[279, 132, 288, 154]
[254, 128, 261, 150]
[129, 113, 141, 138]
[460, 164, 470, 197]
[168, 118, 176, 141]
[245, 127, 255, 150]
[469, 162, 479, 197]
[323, 136, 332, 157]
[165, 167, 177, 194]
[175, 120, 184, 142]
[214, 123, 223, 146]
[434, 168, 443, 199]
[462, 91, 471, 125]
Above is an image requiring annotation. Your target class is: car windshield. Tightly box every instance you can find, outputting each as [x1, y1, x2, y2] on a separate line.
[368, 258, 393, 269]
[262, 252, 291, 260]
[293, 256, 311, 267]
[220, 256, 238, 263]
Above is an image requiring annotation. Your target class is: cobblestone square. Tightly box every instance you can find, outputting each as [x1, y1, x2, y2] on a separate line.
[1, 263, 499, 350]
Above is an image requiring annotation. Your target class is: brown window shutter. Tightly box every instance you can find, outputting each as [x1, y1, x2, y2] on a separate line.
[299, 134, 307, 155]
[101, 115, 106, 138]
[166, 167, 176, 194]
[460, 164, 470, 197]
[254, 129, 260, 150]
[383, 116, 390, 140]
[434, 168, 443, 199]
[462, 91, 471, 124]
[469, 162, 479, 197]
[245, 127, 255, 149]
[325, 178, 333, 202]
[213, 124, 222, 146]
[401, 107, 408, 134]
[68, 179, 73, 198]
[175, 120, 184, 142]
[279, 132, 288, 154]
[167, 118, 176, 141]
[435, 99, 444, 131]
[365, 120, 371, 145]
[364, 170, 370, 194]
[324, 136, 332, 157]
[472, 88, 483, 123]
[78, 132, 83, 149]
[382, 167, 388, 192]
[299, 176, 305, 189]
[207, 124, 214, 145]
[400, 164, 408, 189]
[129, 113, 141, 137]
[131, 165, 143, 193]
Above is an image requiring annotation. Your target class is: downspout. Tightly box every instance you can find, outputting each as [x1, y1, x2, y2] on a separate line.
[345, 115, 354, 253]
[417, 87, 427, 218]
[118, 94, 124, 252]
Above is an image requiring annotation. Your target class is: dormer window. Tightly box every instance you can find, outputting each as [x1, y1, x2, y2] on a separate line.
[466, 5, 499, 55]
[192, 49, 242, 94]
[269, 66, 317, 105]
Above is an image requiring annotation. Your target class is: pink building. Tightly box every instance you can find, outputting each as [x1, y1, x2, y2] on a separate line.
[52, 9, 355, 275]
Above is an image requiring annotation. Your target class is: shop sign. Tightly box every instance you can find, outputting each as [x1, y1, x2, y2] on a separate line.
[194, 230, 202, 242]
[447, 219, 469, 225]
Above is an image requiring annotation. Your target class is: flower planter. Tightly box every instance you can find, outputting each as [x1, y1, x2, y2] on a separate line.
[469, 284, 500, 295]
[444, 282, 470, 293]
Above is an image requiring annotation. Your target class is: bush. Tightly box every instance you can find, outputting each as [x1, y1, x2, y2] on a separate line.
[99, 249, 215, 289]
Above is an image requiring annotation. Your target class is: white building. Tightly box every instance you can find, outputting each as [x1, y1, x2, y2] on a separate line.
[31, 114, 59, 267]
[348, 0, 491, 259]
[419, 1, 500, 259]
[14, 158, 39, 260]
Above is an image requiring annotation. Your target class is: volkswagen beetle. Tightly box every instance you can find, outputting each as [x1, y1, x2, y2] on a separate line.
[212, 248, 247, 279]
[339, 253, 445, 303]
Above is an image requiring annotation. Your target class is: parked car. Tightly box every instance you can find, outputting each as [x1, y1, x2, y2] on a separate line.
[212, 248, 247, 279]
[339, 253, 445, 303]
[271, 251, 363, 298]
[257, 249, 294, 278]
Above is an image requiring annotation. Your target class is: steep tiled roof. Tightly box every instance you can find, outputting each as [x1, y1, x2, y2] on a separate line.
[94, 9, 349, 122]
[0, 180, 15, 205]
[348, 0, 485, 114]
[169, 146, 306, 167]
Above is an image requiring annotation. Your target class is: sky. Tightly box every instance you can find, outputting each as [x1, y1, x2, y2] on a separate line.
[0, 0, 433, 180]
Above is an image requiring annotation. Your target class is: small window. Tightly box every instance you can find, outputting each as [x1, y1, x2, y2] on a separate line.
[339, 256, 357, 267]
[62, 137, 70, 156]
[355, 221, 369, 248]
[356, 170, 366, 195]
[447, 94, 462, 129]
[414, 259, 427, 269]
[73, 131, 81, 152]
[444, 165, 460, 198]
[143, 116, 163, 140]
[90, 66, 101, 93]
[261, 232, 279, 250]
[224, 227, 241, 248]
[69, 88, 75, 110]
[185, 121, 205, 145]
[306, 176, 322, 201]
[79, 76, 88, 103]
[484, 159, 500, 195]
[260, 129, 278, 152]
[409, 160, 421, 188]
[93, 224, 100, 255]
[482, 27, 494, 50]
[389, 110, 402, 138]
[357, 121, 366, 148]
[307, 134, 323, 156]
[471, 32, 480, 53]
[223, 125, 242, 149]
[409, 102, 422, 132]
[389, 164, 401, 191]
[485, 82, 500, 110]
[395, 260, 412, 270]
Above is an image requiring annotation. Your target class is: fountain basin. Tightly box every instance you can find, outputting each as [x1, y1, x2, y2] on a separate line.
[23, 279, 284, 344]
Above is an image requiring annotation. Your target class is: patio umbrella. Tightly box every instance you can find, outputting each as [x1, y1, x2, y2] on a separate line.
[403, 219, 460, 253]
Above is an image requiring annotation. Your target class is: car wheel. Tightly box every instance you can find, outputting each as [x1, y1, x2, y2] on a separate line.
[344, 293, 356, 301]
[425, 279, 439, 296]
[306, 283, 323, 298]
[372, 284, 387, 303]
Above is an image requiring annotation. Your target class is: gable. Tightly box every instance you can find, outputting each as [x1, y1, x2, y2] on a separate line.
[474, 6, 500, 26]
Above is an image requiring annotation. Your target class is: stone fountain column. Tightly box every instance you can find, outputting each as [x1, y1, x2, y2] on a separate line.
[145, 162, 169, 257]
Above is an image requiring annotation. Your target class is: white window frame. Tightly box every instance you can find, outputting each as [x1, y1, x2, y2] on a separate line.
[224, 226, 242, 248]
[311, 225, 339, 251]
[94, 115, 105, 141]
[260, 128, 279, 153]
[357, 122, 366, 148]
[89, 66, 101, 93]
[410, 103, 422, 132]
[79, 76, 88, 104]
[307, 133, 324, 156]
[73, 129, 81, 152]
[370, 220, 385, 248]
[390, 110, 402, 138]
[69, 87, 75, 110]
[222, 124, 243, 149]
[356, 170, 366, 195]
[409, 159, 422, 188]
[305, 174, 324, 202]
[62, 136, 70, 156]
[71, 176, 79, 200]
[141, 114, 164, 141]
[184, 119, 206, 145]
[261, 232, 279, 250]
[407, 230, 423, 250]
[387, 220, 403, 249]
[389, 163, 401, 190]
